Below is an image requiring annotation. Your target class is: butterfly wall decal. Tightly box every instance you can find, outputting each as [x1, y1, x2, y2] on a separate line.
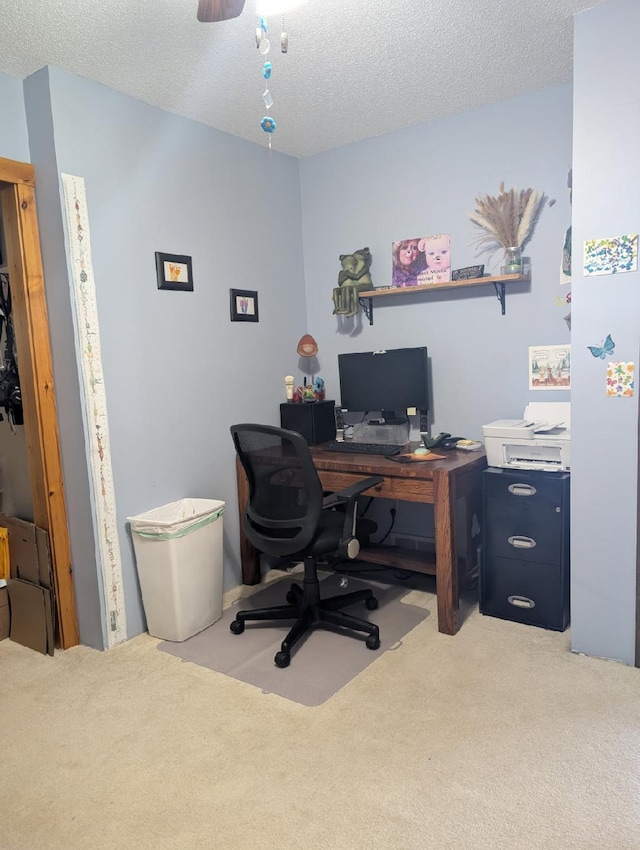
[587, 334, 615, 359]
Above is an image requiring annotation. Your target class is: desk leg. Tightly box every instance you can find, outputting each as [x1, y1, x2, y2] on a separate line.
[464, 477, 483, 579]
[236, 457, 261, 585]
[434, 467, 459, 635]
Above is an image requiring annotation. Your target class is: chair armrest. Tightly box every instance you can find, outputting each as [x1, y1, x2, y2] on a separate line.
[322, 475, 384, 508]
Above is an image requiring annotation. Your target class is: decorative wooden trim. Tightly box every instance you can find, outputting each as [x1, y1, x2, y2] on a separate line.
[1, 179, 79, 649]
[0, 157, 35, 188]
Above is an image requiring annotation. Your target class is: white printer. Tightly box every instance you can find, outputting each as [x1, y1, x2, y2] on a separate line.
[482, 402, 570, 472]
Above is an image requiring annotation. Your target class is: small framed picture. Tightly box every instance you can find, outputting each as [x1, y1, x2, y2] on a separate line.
[230, 289, 259, 322]
[155, 252, 193, 291]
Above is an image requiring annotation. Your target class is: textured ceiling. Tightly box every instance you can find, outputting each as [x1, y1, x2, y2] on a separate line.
[0, 0, 604, 158]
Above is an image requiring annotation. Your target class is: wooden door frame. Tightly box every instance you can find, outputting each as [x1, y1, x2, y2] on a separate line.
[0, 156, 79, 649]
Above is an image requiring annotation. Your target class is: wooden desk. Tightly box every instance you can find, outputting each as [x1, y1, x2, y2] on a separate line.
[235, 445, 486, 635]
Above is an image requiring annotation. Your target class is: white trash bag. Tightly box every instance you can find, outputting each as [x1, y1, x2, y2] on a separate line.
[128, 498, 225, 641]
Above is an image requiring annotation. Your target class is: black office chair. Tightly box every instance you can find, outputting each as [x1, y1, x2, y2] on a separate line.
[230, 423, 384, 668]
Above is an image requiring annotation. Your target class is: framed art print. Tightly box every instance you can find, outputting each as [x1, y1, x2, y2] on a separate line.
[391, 234, 451, 287]
[230, 289, 259, 322]
[155, 252, 193, 291]
[528, 344, 571, 390]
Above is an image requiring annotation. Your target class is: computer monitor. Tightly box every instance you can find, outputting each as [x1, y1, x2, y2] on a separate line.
[337, 347, 429, 420]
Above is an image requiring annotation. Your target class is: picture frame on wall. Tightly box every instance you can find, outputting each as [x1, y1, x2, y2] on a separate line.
[155, 252, 194, 291]
[230, 288, 259, 322]
[391, 234, 451, 287]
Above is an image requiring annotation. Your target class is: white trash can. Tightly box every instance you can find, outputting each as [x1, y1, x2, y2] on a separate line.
[128, 498, 225, 641]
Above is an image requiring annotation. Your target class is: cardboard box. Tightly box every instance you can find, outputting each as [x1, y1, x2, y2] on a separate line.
[0, 515, 55, 656]
[8, 579, 54, 654]
[0, 584, 10, 641]
[0, 514, 53, 589]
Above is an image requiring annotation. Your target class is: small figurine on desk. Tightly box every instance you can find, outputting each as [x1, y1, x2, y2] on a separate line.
[332, 247, 373, 318]
[284, 375, 295, 401]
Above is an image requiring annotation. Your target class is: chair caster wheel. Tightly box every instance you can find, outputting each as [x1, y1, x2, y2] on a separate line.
[365, 596, 379, 611]
[230, 620, 244, 635]
[285, 589, 297, 604]
[275, 651, 291, 668]
[366, 634, 381, 650]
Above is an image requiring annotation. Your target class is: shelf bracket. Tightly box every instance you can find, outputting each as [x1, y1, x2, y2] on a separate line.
[493, 281, 506, 315]
[359, 296, 374, 325]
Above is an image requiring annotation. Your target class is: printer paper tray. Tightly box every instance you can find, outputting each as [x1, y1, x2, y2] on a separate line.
[506, 458, 562, 472]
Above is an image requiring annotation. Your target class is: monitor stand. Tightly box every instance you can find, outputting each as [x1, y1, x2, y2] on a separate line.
[356, 413, 410, 445]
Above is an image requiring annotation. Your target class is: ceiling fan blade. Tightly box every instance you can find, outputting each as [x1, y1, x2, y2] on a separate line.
[197, 0, 246, 22]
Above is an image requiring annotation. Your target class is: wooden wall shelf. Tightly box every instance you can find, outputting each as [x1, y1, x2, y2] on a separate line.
[357, 273, 530, 324]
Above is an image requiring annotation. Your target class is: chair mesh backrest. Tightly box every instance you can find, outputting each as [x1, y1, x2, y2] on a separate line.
[231, 424, 324, 556]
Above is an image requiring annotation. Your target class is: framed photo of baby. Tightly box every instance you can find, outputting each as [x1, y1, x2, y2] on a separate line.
[391, 234, 451, 287]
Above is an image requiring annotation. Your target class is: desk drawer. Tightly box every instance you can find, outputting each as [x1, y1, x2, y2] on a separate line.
[317, 471, 434, 503]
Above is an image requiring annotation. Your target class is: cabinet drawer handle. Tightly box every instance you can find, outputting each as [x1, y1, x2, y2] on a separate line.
[508, 535, 536, 549]
[508, 483, 537, 497]
[508, 595, 536, 609]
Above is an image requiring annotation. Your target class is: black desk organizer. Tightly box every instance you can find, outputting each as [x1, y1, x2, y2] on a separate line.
[480, 467, 570, 631]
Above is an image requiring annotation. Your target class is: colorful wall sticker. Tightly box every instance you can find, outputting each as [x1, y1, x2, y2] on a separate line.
[587, 334, 615, 359]
[606, 362, 635, 397]
[584, 234, 638, 276]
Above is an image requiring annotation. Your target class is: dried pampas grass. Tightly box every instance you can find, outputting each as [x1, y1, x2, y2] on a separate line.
[468, 182, 553, 252]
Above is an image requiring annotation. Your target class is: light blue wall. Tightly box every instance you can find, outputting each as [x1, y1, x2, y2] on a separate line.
[571, 0, 640, 664]
[300, 85, 573, 441]
[300, 86, 573, 537]
[24, 67, 307, 645]
[22, 68, 105, 648]
[0, 71, 29, 161]
[6, 50, 636, 660]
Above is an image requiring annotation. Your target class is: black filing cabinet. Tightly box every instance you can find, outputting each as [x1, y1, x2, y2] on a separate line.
[480, 467, 570, 631]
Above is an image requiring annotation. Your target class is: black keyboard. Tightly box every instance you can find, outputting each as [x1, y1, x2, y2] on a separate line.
[323, 440, 405, 457]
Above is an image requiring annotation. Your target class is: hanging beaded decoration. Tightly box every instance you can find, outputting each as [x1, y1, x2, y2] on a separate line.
[257, 15, 275, 150]
[256, 13, 289, 151]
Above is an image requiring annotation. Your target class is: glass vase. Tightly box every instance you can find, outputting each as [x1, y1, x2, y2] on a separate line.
[503, 246, 523, 275]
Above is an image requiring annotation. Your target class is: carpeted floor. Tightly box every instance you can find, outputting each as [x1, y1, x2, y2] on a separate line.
[1, 569, 640, 850]
[157, 573, 430, 705]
